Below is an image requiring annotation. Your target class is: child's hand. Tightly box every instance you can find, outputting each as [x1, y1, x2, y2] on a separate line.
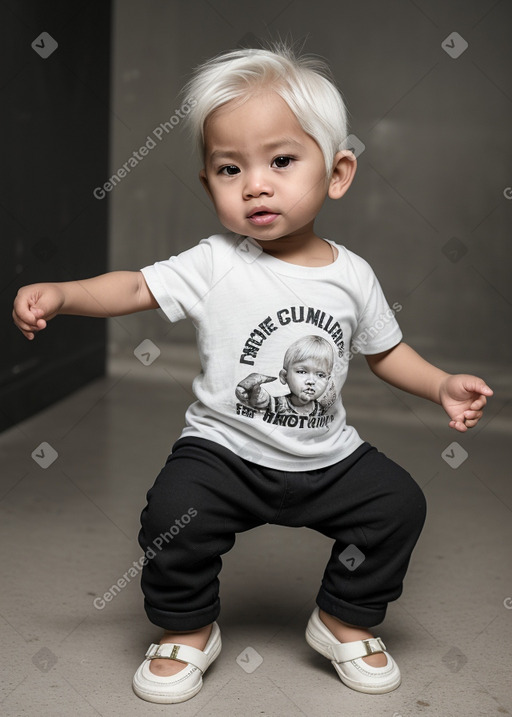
[439, 374, 493, 432]
[13, 283, 65, 340]
[235, 373, 276, 408]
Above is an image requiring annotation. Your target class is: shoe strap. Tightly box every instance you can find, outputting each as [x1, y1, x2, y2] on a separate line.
[330, 637, 386, 663]
[145, 643, 209, 673]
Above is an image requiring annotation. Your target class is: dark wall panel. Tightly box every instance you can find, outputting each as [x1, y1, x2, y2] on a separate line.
[0, 1, 112, 431]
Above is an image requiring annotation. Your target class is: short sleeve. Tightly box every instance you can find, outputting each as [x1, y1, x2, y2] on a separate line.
[351, 269, 402, 355]
[140, 240, 213, 323]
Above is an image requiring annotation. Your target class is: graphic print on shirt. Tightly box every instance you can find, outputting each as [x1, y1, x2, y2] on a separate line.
[235, 307, 344, 430]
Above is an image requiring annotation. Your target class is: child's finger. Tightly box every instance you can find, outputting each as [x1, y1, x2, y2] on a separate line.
[237, 373, 277, 390]
[29, 305, 45, 319]
[13, 310, 46, 337]
[464, 409, 481, 420]
[470, 395, 487, 411]
[12, 310, 36, 332]
[463, 411, 481, 427]
[464, 378, 493, 397]
[16, 319, 36, 333]
[14, 304, 36, 326]
[16, 323, 36, 340]
[13, 296, 44, 325]
[449, 418, 468, 432]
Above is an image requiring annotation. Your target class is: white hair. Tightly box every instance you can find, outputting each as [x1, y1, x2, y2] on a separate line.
[182, 45, 348, 175]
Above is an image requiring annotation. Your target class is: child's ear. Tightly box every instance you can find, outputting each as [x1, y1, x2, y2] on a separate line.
[279, 369, 288, 385]
[199, 169, 213, 201]
[328, 150, 357, 200]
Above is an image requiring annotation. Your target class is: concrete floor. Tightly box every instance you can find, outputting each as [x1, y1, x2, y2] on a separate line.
[1, 344, 511, 717]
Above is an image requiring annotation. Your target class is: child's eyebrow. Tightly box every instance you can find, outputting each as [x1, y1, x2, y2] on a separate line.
[208, 137, 304, 163]
[262, 137, 305, 152]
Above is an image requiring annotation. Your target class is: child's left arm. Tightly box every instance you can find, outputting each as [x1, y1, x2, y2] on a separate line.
[366, 342, 493, 432]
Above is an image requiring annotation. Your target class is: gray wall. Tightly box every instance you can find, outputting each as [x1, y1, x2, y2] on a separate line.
[107, 0, 512, 379]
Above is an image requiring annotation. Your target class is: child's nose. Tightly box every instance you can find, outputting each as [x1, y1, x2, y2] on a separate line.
[243, 169, 274, 199]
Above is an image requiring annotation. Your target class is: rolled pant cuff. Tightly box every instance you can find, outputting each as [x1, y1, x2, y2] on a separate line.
[316, 588, 387, 628]
[144, 598, 220, 631]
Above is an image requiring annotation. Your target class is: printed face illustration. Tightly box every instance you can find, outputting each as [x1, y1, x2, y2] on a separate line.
[282, 359, 330, 406]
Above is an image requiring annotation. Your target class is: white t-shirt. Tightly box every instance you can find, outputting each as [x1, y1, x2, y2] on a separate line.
[141, 233, 402, 470]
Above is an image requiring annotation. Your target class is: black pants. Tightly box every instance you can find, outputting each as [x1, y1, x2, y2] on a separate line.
[138, 437, 426, 631]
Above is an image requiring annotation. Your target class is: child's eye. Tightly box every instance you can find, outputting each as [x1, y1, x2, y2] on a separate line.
[219, 165, 240, 176]
[271, 156, 293, 169]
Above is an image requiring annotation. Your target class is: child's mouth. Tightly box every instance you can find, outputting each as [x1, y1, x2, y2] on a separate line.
[248, 211, 279, 226]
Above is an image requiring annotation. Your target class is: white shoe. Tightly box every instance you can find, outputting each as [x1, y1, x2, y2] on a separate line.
[305, 607, 401, 694]
[132, 622, 221, 703]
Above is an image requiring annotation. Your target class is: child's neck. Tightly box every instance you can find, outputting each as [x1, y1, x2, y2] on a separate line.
[255, 233, 336, 267]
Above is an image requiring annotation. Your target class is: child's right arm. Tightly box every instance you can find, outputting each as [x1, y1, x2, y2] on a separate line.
[13, 271, 158, 340]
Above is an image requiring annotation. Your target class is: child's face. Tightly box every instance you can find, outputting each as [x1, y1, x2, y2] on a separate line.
[282, 359, 330, 405]
[199, 91, 331, 246]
